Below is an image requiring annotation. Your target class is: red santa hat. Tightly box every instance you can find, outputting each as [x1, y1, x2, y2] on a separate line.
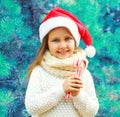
[39, 7, 96, 58]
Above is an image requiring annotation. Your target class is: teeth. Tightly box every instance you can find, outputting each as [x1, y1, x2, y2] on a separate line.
[57, 50, 68, 55]
[60, 51, 66, 54]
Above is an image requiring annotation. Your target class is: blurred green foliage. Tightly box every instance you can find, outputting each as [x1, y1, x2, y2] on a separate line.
[0, 0, 120, 116]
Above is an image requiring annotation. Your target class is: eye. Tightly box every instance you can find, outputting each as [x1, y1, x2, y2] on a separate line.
[51, 38, 59, 42]
[65, 37, 72, 41]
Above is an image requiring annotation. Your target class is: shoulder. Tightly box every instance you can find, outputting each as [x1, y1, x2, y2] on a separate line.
[84, 69, 91, 76]
[32, 65, 48, 74]
[85, 69, 94, 78]
[82, 69, 92, 80]
[82, 69, 95, 84]
[28, 65, 48, 85]
[31, 65, 41, 74]
[32, 65, 41, 72]
[30, 65, 53, 79]
[30, 65, 43, 78]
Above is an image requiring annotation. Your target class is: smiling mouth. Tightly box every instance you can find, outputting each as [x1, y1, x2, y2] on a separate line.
[57, 50, 69, 55]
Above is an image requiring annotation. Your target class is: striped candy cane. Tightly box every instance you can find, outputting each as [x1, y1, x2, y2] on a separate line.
[65, 59, 86, 99]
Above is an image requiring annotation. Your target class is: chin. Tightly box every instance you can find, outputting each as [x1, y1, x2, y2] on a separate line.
[58, 55, 70, 59]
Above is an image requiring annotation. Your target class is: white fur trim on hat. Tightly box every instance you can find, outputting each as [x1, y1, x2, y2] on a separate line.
[39, 16, 80, 46]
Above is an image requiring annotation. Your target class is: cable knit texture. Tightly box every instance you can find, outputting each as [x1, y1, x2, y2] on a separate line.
[41, 49, 88, 78]
[25, 50, 99, 117]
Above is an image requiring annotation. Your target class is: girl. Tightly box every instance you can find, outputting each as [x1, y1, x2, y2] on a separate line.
[25, 8, 99, 117]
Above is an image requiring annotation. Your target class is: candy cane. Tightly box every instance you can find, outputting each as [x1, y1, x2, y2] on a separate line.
[65, 59, 86, 99]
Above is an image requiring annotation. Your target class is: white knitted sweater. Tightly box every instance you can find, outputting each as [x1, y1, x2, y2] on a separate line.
[25, 66, 99, 117]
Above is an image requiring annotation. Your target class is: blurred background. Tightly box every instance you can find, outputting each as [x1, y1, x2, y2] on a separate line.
[0, 0, 120, 117]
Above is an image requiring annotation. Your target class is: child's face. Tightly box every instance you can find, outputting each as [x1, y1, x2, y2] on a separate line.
[48, 27, 75, 59]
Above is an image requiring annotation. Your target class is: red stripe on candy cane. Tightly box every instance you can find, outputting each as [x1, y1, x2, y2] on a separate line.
[65, 59, 86, 99]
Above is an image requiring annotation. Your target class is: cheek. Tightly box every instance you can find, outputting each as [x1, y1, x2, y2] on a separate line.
[70, 43, 76, 53]
[69, 41, 75, 49]
[48, 43, 57, 53]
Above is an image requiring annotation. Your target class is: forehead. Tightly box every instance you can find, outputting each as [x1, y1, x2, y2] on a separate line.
[48, 27, 73, 36]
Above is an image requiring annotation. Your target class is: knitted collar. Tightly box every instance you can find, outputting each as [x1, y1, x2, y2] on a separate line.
[41, 49, 87, 78]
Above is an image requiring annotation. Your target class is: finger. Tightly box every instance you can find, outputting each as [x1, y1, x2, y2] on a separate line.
[65, 83, 82, 92]
[71, 75, 82, 80]
[69, 87, 81, 92]
[71, 79, 83, 85]
[71, 83, 83, 88]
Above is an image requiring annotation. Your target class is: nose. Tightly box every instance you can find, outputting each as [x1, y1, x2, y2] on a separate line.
[59, 41, 67, 48]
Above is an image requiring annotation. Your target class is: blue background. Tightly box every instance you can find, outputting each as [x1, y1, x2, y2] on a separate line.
[0, 0, 120, 116]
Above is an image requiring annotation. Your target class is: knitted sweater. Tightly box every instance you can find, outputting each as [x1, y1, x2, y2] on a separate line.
[25, 66, 99, 117]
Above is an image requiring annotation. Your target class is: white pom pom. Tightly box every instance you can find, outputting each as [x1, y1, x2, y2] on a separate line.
[85, 46, 96, 58]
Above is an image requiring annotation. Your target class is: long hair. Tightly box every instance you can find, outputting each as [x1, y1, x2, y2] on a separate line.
[27, 35, 48, 77]
[27, 30, 80, 77]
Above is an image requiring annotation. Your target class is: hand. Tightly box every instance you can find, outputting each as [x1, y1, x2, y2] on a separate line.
[63, 75, 83, 97]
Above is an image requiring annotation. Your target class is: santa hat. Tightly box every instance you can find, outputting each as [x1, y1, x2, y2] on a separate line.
[39, 8, 96, 58]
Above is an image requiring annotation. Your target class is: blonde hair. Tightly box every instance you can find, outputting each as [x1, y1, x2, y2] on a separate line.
[27, 31, 81, 77]
[27, 35, 48, 77]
